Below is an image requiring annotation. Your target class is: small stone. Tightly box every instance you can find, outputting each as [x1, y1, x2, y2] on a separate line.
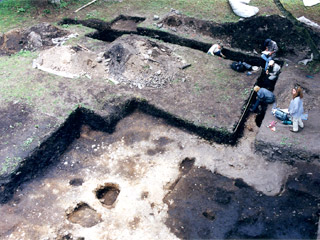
[96, 57, 103, 63]
[147, 49, 152, 55]
[153, 15, 160, 21]
[156, 70, 161, 75]
[98, 52, 104, 58]
[91, 62, 97, 68]
[157, 23, 163, 28]
[171, 27, 177, 32]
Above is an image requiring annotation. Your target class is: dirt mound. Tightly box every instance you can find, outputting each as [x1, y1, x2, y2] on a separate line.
[102, 35, 186, 88]
[34, 35, 186, 88]
[0, 23, 68, 55]
[161, 14, 320, 55]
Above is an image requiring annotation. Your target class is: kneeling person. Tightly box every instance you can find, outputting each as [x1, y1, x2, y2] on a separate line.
[207, 43, 226, 58]
[250, 86, 275, 112]
[266, 60, 281, 81]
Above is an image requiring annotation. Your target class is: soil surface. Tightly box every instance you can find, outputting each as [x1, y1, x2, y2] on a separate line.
[1, 11, 320, 240]
[161, 14, 320, 56]
[0, 111, 303, 240]
[0, 23, 68, 55]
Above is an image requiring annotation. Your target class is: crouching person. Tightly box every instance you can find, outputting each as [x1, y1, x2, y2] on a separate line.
[266, 60, 281, 81]
[207, 43, 226, 58]
[288, 86, 304, 132]
[250, 86, 275, 112]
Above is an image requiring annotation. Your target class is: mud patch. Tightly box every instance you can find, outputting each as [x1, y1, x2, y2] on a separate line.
[67, 202, 102, 227]
[96, 183, 120, 207]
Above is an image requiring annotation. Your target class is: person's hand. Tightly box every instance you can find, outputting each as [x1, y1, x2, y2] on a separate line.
[266, 70, 269, 74]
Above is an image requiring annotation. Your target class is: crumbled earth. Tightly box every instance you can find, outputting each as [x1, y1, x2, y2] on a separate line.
[0, 23, 68, 55]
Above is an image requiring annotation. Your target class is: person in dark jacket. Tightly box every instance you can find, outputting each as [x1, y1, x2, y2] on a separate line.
[288, 86, 304, 132]
[261, 39, 278, 71]
[250, 86, 275, 112]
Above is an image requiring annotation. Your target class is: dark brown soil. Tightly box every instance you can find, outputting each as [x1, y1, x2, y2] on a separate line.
[165, 164, 320, 239]
[67, 202, 102, 227]
[161, 14, 320, 55]
[0, 23, 68, 55]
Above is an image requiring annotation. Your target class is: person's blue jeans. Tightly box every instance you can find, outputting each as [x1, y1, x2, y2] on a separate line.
[261, 54, 272, 71]
[251, 98, 260, 111]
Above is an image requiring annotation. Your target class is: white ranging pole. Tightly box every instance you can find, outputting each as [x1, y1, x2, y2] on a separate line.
[74, 0, 98, 13]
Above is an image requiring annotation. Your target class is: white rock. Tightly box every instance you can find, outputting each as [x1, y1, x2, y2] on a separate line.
[96, 57, 103, 63]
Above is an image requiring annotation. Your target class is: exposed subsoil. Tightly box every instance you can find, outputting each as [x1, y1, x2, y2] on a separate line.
[0, 111, 308, 240]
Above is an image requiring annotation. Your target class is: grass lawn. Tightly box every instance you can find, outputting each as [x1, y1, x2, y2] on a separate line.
[1, 0, 320, 32]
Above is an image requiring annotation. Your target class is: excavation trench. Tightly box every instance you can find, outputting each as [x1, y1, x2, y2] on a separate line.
[59, 16, 283, 134]
[60, 16, 269, 67]
[0, 110, 319, 240]
[0, 14, 318, 240]
[0, 16, 285, 203]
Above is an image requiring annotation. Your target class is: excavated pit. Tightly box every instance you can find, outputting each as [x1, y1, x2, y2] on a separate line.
[1, 14, 319, 239]
[0, 110, 319, 239]
[67, 202, 102, 228]
[95, 183, 120, 207]
[1, 15, 289, 204]
[57, 16, 282, 139]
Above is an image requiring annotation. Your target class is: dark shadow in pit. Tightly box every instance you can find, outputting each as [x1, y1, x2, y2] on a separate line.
[96, 183, 120, 207]
[164, 166, 320, 239]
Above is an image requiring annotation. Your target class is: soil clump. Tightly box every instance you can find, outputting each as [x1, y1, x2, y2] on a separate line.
[0, 23, 68, 55]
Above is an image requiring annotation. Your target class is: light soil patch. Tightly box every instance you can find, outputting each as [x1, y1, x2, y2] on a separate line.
[0, 112, 292, 240]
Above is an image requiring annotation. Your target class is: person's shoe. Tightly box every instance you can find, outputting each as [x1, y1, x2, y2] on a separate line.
[290, 129, 298, 133]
